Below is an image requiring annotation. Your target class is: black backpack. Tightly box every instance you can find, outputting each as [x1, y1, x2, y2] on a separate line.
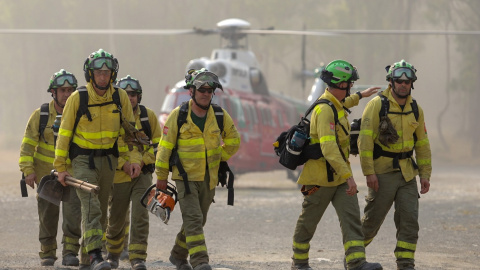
[349, 92, 419, 156]
[38, 103, 50, 143]
[169, 102, 235, 205]
[274, 99, 348, 181]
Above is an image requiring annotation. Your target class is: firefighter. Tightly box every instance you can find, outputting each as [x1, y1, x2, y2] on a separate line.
[155, 69, 240, 270]
[105, 75, 162, 270]
[54, 49, 143, 270]
[359, 60, 432, 270]
[19, 69, 82, 266]
[290, 60, 382, 270]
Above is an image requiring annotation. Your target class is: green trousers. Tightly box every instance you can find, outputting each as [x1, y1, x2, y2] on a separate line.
[171, 171, 215, 268]
[37, 184, 82, 260]
[72, 154, 117, 264]
[292, 182, 367, 269]
[106, 172, 152, 261]
[362, 171, 419, 269]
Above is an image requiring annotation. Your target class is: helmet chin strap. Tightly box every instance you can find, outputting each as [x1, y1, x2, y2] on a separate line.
[52, 90, 65, 109]
[191, 89, 211, 111]
[91, 70, 111, 91]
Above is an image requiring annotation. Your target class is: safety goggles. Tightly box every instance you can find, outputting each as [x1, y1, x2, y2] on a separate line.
[52, 74, 77, 88]
[197, 87, 215, 94]
[391, 67, 415, 80]
[89, 57, 117, 70]
[117, 78, 141, 91]
[192, 71, 223, 90]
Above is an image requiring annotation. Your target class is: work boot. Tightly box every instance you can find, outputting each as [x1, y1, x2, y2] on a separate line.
[40, 256, 56, 266]
[291, 261, 313, 270]
[131, 259, 147, 270]
[62, 253, 79, 266]
[106, 253, 119, 269]
[169, 254, 193, 270]
[89, 249, 111, 270]
[193, 263, 212, 270]
[350, 261, 383, 270]
[119, 248, 129, 261]
[397, 260, 415, 270]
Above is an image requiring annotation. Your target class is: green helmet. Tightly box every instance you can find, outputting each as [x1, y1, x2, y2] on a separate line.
[47, 69, 77, 92]
[83, 48, 119, 82]
[116, 75, 142, 94]
[184, 68, 223, 90]
[320, 60, 355, 85]
[385, 59, 417, 82]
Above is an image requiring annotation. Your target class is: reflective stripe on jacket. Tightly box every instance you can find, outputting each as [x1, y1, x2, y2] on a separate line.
[115, 105, 162, 183]
[54, 83, 141, 173]
[155, 99, 240, 190]
[297, 90, 354, 186]
[358, 87, 432, 180]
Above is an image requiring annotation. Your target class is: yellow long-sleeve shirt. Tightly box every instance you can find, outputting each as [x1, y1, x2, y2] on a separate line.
[155, 100, 241, 190]
[358, 88, 432, 181]
[54, 83, 141, 172]
[298, 90, 359, 186]
[115, 105, 162, 183]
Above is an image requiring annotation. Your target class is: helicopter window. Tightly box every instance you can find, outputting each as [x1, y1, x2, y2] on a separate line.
[277, 110, 284, 128]
[230, 97, 246, 129]
[249, 104, 258, 124]
[242, 103, 253, 131]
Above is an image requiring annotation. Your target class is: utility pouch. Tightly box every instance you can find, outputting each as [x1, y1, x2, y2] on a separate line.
[301, 185, 320, 196]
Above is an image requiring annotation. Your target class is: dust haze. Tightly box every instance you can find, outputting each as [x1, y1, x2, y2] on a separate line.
[1, 0, 479, 166]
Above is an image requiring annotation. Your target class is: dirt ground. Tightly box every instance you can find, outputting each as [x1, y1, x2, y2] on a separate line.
[0, 149, 479, 270]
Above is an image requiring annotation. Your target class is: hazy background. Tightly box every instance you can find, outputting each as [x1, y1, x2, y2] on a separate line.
[1, 0, 479, 165]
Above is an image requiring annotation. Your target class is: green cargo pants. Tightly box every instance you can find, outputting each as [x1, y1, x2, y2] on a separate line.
[73, 154, 117, 264]
[36, 168, 81, 260]
[106, 172, 152, 261]
[362, 171, 419, 269]
[170, 171, 215, 268]
[292, 182, 367, 269]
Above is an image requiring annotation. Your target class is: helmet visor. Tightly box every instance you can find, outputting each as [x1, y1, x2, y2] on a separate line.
[117, 79, 140, 91]
[392, 67, 415, 80]
[192, 71, 223, 90]
[53, 74, 77, 88]
[89, 57, 116, 70]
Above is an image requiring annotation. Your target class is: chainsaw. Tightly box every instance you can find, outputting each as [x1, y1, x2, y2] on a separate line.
[140, 182, 178, 224]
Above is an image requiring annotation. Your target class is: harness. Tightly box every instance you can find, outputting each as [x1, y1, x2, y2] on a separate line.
[39, 103, 50, 143]
[68, 86, 121, 169]
[374, 93, 419, 170]
[169, 102, 235, 205]
[138, 104, 157, 174]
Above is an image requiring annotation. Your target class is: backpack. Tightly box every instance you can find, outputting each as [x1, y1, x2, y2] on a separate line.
[349, 92, 419, 156]
[169, 102, 235, 205]
[138, 104, 157, 174]
[274, 99, 348, 179]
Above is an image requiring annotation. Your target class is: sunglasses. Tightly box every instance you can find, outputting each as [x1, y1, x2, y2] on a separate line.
[394, 79, 412, 85]
[197, 87, 214, 94]
[118, 79, 140, 90]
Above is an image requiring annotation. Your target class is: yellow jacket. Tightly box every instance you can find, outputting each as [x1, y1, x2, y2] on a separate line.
[54, 83, 141, 172]
[298, 90, 360, 186]
[155, 100, 241, 190]
[358, 87, 432, 181]
[19, 101, 71, 179]
[115, 105, 162, 184]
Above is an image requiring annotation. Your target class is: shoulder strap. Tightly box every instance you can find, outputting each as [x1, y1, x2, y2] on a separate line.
[72, 86, 90, 136]
[112, 87, 122, 110]
[139, 105, 151, 139]
[39, 103, 50, 142]
[177, 102, 189, 132]
[411, 98, 419, 120]
[378, 92, 389, 118]
[211, 104, 224, 134]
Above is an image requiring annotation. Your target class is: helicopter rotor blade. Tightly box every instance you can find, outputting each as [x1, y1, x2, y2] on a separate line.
[0, 29, 197, 35]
